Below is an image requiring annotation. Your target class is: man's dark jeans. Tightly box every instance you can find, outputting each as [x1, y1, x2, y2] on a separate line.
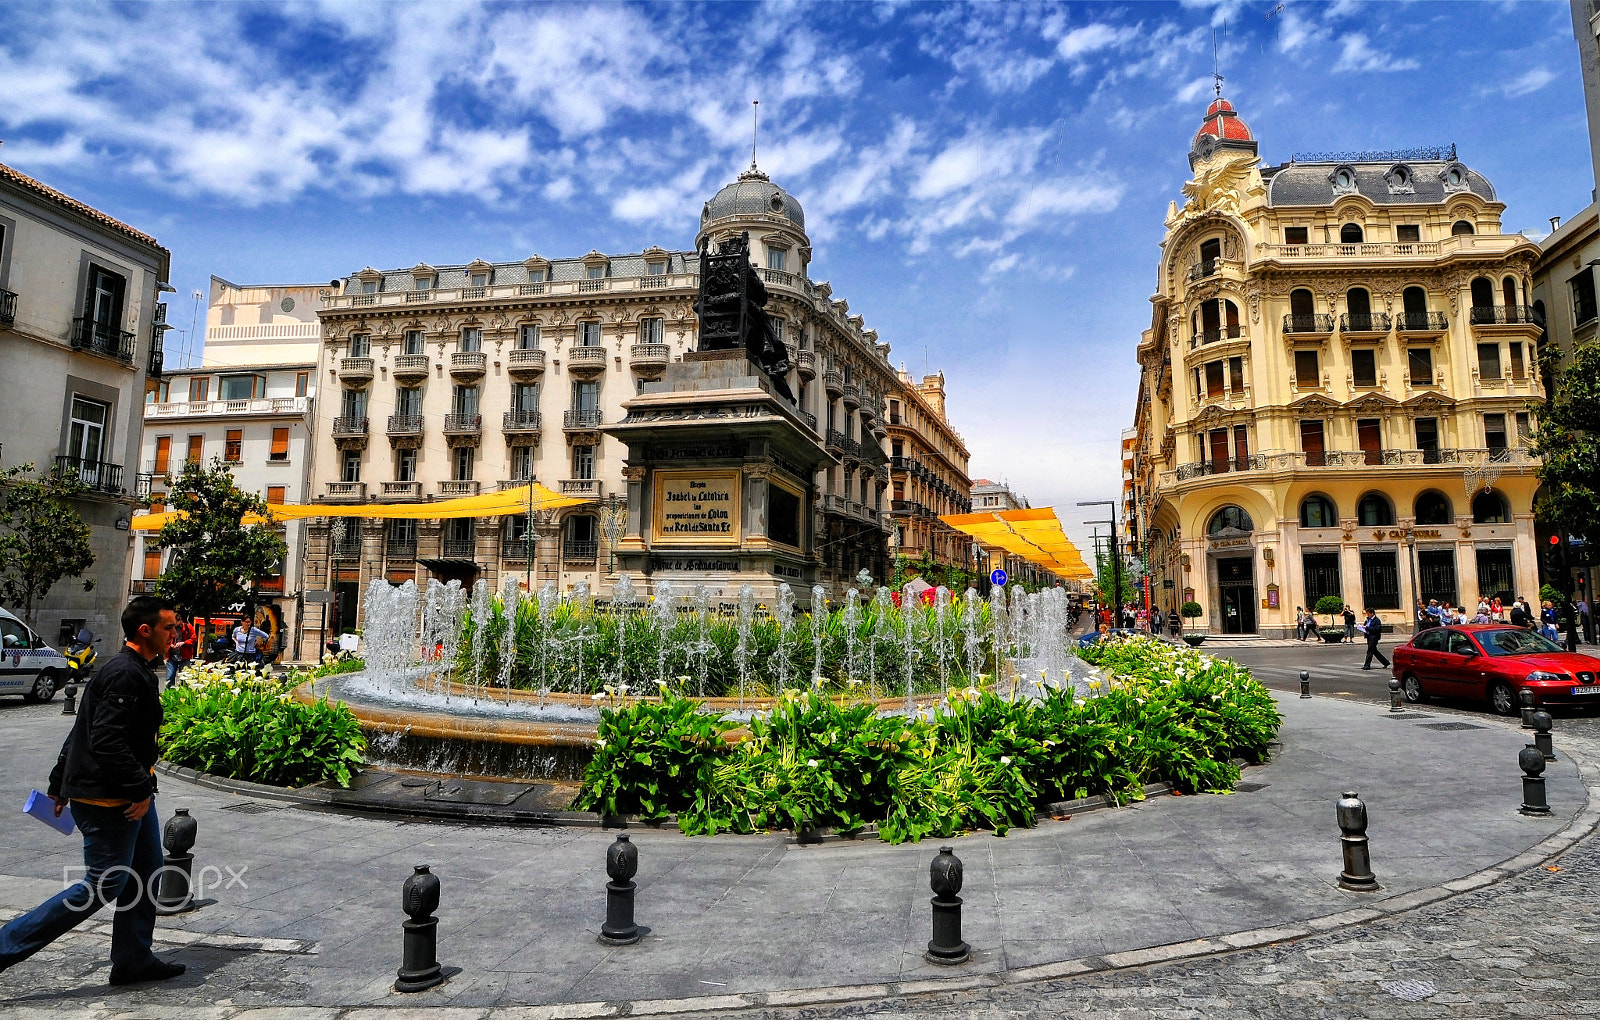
[0, 799, 163, 973]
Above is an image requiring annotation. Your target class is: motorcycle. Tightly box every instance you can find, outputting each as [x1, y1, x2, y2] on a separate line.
[65, 628, 98, 689]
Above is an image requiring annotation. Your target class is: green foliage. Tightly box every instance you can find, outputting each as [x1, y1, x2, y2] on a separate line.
[1313, 596, 1345, 623]
[159, 663, 367, 788]
[0, 463, 95, 623]
[1533, 340, 1600, 549]
[1180, 601, 1204, 619]
[1540, 584, 1564, 608]
[150, 457, 287, 629]
[312, 652, 366, 677]
[1094, 552, 1138, 606]
[572, 636, 1281, 842]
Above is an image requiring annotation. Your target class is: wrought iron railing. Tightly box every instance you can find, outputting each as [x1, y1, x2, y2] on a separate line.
[0, 288, 16, 326]
[442, 537, 477, 559]
[563, 540, 598, 562]
[563, 409, 601, 429]
[503, 410, 541, 432]
[1469, 305, 1543, 326]
[1188, 259, 1219, 282]
[333, 416, 368, 436]
[1397, 311, 1448, 332]
[1340, 312, 1391, 332]
[386, 414, 423, 435]
[1191, 325, 1243, 347]
[1283, 313, 1334, 334]
[53, 455, 125, 494]
[70, 318, 136, 363]
[443, 413, 482, 433]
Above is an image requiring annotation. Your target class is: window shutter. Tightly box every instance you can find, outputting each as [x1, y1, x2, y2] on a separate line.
[271, 428, 289, 460]
[267, 485, 286, 504]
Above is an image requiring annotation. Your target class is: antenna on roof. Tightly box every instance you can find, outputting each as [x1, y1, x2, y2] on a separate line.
[751, 99, 760, 170]
[1212, 26, 1225, 98]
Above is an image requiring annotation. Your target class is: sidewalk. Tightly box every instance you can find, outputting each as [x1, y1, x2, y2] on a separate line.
[0, 691, 1590, 1017]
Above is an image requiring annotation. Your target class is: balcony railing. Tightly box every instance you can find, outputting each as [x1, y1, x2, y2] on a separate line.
[1173, 456, 1264, 480]
[503, 410, 542, 432]
[381, 481, 422, 499]
[333, 416, 369, 436]
[0, 288, 15, 326]
[329, 535, 363, 559]
[501, 536, 531, 560]
[325, 481, 366, 501]
[567, 345, 608, 370]
[1340, 312, 1391, 333]
[560, 478, 602, 497]
[387, 538, 417, 559]
[145, 396, 310, 419]
[563, 540, 598, 563]
[803, 411, 817, 431]
[823, 369, 843, 395]
[1187, 258, 1219, 282]
[53, 456, 125, 494]
[563, 409, 602, 429]
[825, 429, 846, 452]
[1397, 311, 1449, 332]
[71, 318, 136, 363]
[387, 414, 423, 435]
[129, 579, 160, 594]
[1469, 305, 1543, 326]
[1190, 325, 1243, 348]
[443, 413, 482, 434]
[507, 348, 547, 375]
[442, 537, 477, 559]
[439, 480, 481, 496]
[338, 356, 375, 380]
[1282, 313, 1334, 334]
[392, 354, 429, 379]
[449, 351, 487, 376]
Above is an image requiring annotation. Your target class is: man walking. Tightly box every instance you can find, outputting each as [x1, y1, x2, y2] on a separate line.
[0, 595, 186, 986]
[1359, 608, 1390, 671]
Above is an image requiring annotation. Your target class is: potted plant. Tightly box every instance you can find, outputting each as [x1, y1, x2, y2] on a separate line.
[1180, 601, 1205, 645]
[1314, 596, 1347, 643]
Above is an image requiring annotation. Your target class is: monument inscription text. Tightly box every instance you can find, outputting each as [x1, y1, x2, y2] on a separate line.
[652, 468, 742, 546]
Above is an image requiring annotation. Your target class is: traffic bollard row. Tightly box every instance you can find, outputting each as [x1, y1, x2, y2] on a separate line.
[1532, 710, 1556, 762]
[1519, 745, 1550, 816]
[1520, 688, 1536, 729]
[155, 808, 198, 915]
[1336, 791, 1379, 891]
[61, 682, 78, 716]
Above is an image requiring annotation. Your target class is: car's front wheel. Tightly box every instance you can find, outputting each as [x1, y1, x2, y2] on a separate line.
[1489, 681, 1518, 716]
[23, 671, 58, 703]
[1402, 673, 1427, 703]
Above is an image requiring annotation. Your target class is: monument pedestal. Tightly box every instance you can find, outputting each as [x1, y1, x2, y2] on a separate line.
[603, 349, 835, 603]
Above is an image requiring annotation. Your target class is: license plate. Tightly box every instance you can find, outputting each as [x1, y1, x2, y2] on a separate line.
[1573, 686, 1600, 695]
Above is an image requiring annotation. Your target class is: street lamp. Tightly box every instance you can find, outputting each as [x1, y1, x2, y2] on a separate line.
[1079, 500, 1121, 625]
[1405, 526, 1419, 623]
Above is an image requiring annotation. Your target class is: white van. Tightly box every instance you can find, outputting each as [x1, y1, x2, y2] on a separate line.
[0, 606, 70, 702]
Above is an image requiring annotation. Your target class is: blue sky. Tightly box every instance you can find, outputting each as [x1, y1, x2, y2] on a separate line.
[0, 0, 1590, 555]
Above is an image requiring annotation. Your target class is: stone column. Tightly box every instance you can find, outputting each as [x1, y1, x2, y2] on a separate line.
[743, 462, 772, 545]
[619, 466, 647, 552]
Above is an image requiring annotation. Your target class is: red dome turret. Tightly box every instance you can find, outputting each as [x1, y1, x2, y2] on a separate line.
[1188, 94, 1258, 170]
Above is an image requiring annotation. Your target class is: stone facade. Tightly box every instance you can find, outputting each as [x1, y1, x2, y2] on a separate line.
[1129, 98, 1543, 637]
[885, 370, 972, 579]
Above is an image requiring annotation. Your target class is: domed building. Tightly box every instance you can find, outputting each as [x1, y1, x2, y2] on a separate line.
[296, 164, 919, 654]
[1126, 94, 1543, 637]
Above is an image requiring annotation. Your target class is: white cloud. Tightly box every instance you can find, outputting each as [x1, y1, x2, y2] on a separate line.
[1502, 67, 1556, 98]
[1332, 33, 1419, 73]
[1055, 23, 1135, 60]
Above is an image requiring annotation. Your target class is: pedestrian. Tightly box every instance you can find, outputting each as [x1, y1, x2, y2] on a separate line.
[0, 596, 186, 985]
[1342, 605, 1357, 642]
[1565, 598, 1581, 653]
[1359, 608, 1390, 671]
[164, 617, 195, 689]
[1294, 607, 1307, 641]
[1491, 596, 1504, 623]
[1169, 610, 1182, 637]
[1541, 601, 1560, 643]
[1151, 607, 1164, 635]
[231, 617, 268, 666]
[1581, 595, 1594, 644]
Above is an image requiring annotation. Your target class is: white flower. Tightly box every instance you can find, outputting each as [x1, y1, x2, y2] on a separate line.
[591, 692, 604, 701]
[676, 675, 691, 683]
[595, 740, 606, 749]
[617, 683, 630, 693]
[1000, 756, 1011, 765]
[1074, 699, 1086, 707]
[655, 679, 668, 688]
[807, 759, 818, 767]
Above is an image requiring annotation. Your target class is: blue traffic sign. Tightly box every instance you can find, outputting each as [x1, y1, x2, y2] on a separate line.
[990, 568, 1008, 587]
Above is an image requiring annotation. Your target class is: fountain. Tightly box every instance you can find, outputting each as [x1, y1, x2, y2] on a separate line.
[774, 583, 795, 691]
[652, 581, 678, 685]
[810, 584, 828, 692]
[611, 574, 637, 692]
[842, 589, 861, 692]
[734, 583, 756, 708]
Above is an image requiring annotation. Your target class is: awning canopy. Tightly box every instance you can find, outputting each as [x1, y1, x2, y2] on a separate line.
[939, 507, 1094, 581]
[132, 482, 589, 532]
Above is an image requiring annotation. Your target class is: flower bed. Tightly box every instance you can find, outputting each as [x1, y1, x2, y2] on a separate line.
[573, 635, 1281, 843]
[159, 661, 367, 788]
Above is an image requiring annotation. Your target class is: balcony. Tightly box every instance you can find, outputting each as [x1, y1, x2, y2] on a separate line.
[1187, 258, 1220, 282]
[563, 540, 598, 563]
[842, 382, 861, 410]
[392, 353, 430, 382]
[381, 481, 422, 500]
[449, 351, 487, 379]
[1470, 305, 1543, 336]
[442, 537, 477, 559]
[824, 369, 844, 397]
[563, 409, 602, 431]
[333, 416, 369, 438]
[329, 534, 363, 559]
[1190, 324, 1244, 349]
[859, 398, 877, 425]
[503, 409, 542, 434]
[387, 414, 423, 437]
[438, 480, 481, 497]
[1397, 312, 1449, 335]
[560, 478, 602, 498]
[891, 499, 921, 516]
[803, 411, 817, 432]
[443, 413, 483, 436]
[338, 357, 375, 383]
[1173, 456, 1266, 480]
[70, 318, 136, 364]
[506, 348, 546, 380]
[387, 537, 417, 560]
[145, 396, 311, 420]
[796, 349, 816, 379]
[501, 535, 531, 560]
[825, 429, 846, 454]
[129, 579, 160, 594]
[0, 288, 15, 327]
[1282, 313, 1335, 337]
[1340, 312, 1391, 335]
[567, 345, 608, 377]
[890, 455, 912, 472]
[629, 343, 671, 376]
[135, 472, 154, 498]
[324, 481, 367, 502]
[53, 456, 124, 495]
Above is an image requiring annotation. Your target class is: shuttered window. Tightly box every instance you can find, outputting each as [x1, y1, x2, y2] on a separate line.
[270, 427, 289, 461]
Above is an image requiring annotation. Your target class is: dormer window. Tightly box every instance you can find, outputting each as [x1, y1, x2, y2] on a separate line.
[1384, 163, 1414, 195]
[415, 275, 433, 291]
[586, 264, 606, 280]
[1440, 162, 1470, 193]
[1340, 223, 1364, 244]
[647, 261, 667, 276]
[360, 280, 377, 294]
[528, 268, 546, 284]
[1329, 165, 1357, 194]
[469, 271, 489, 287]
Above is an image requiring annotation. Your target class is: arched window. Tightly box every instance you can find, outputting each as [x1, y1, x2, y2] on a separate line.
[1300, 495, 1338, 529]
[1357, 493, 1394, 526]
[1415, 491, 1453, 525]
[1196, 298, 1241, 343]
[1452, 219, 1475, 236]
[1502, 276, 1519, 310]
[1472, 491, 1511, 524]
[1208, 505, 1255, 535]
[1470, 277, 1496, 324]
[1346, 287, 1375, 331]
[1290, 288, 1315, 316]
[1340, 223, 1364, 244]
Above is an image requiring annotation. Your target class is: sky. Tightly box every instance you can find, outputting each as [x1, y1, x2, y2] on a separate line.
[0, 0, 1591, 558]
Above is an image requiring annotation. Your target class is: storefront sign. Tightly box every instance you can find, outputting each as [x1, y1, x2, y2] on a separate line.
[1372, 529, 1441, 541]
[652, 469, 741, 546]
[1210, 537, 1251, 550]
[1266, 583, 1280, 609]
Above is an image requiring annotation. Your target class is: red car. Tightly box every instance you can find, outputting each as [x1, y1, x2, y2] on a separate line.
[1393, 625, 1600, 715]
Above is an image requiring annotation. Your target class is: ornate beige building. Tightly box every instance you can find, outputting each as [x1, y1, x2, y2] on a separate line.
[886, 369, 972, 579]
[1129, 96, 1544, 637]
[304, 167, 899, 648]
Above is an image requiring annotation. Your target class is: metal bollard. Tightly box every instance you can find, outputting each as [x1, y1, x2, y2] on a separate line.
[155, 808, 198, 915]
[926, 846, 970, 964]
[1519, 745, 1550, 816]
[1336, 791, 1379, 891]
[1300, 670, 1311, 699]
[61, 682, 77, 716]
[1387, 677, 1404, 712]
[598, 834, 641, 946]
[1519, 688, 1536, 729]
[1531, 710, 1556, 762]
[395, 864, 444, 993]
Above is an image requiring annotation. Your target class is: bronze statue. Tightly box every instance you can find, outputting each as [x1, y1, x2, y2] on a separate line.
[695, 232, 794, 402]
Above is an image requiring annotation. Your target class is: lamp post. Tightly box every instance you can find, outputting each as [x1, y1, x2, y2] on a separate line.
[1080, 500, 1121, 626]
[1405, 526, 1419, 621]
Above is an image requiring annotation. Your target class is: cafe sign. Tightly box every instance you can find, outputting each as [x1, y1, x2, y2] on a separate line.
[652, 468, 741, 547]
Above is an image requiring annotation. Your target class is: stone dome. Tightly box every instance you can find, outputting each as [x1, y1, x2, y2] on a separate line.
[700, 167, 806, 232]
[1193, 97, 1254, 146]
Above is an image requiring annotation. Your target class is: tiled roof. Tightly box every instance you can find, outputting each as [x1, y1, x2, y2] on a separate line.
[1266, 160, 1496, 207]
[0, 161, 167, 252]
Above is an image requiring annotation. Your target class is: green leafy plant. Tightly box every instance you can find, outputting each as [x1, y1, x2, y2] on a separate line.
[0, 463, 95, 624]
[1313, 595, 1345, 629]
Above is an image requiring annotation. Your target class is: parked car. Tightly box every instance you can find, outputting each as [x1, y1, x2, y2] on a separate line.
[0, 605, 71, 702]
[1393, 624, 1600, 715]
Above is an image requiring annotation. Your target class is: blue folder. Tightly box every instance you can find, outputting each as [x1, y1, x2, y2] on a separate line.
[23, 790, 75, 836]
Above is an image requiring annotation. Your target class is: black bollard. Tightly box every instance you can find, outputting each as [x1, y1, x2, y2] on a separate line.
[1519, 745, 1550, 816]
[1387, 677, 1404, 713]
[395, 864, 444, 993]
[1300, 670, 1311, 699]
[1519, 688, 1536, 729]
[155, 808, 198, 915]
[926, 847, 970, 965]
[1531, 710, 1556, 762]
[1336, 791, 1378, 891]
[61, 682, 77, 716]
[599, 834, 641, 946]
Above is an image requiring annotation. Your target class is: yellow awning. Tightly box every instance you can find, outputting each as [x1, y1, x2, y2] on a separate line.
[132, 482, 589, 532]
[939, 507, 1090, 578]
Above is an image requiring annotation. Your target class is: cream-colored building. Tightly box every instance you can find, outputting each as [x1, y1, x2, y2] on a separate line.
[1129, 97, 1543, 637]
[0, 160, 170, 643]
[304, 167, 900, 649]
[886, 369, 972, 581]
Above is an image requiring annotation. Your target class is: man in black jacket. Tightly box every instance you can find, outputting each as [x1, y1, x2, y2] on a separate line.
[0, 596, 185, 985]
[1360, 607, 1391, 671]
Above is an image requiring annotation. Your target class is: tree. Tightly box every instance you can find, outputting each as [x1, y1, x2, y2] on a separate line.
[150, 457, 287, 646]
[1532, 341, 1600, 554]
[1313, 595, 1346, 632]
[1093, 550, 1139, 610]
[0, 463, 96, 624]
